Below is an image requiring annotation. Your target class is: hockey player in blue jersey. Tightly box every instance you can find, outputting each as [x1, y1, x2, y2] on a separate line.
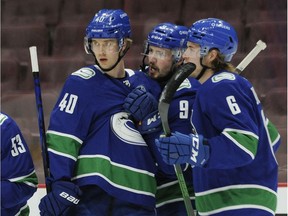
[124, 23, 200, 215]
[155, 18, 281, 216]
[38, 9, 161, 215]
[1, 112, 38, 216]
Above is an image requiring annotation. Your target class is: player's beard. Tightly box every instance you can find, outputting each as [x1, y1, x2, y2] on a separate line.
[149, 63, 174, 87]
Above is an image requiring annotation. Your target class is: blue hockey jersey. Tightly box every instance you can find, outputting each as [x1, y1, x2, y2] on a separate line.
[1, 112, 38, 216]
[191, 71, 281, 215]
[144, 77, 200, 212]
[46, 65, 161, 208]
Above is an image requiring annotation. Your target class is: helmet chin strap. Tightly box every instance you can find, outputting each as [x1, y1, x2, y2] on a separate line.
[93, 44, 130, 72]
[195, 57, 214, 80]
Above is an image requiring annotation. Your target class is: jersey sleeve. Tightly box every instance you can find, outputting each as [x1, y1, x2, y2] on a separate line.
[195, 76, 261, 169]
[0, 113, 38, 208]
[46, 74, 96, 182]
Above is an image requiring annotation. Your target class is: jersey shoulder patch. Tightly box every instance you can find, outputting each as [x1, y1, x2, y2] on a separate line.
[72, 67, 96, 79]
[0, 113, 8, 126]
[177, 78, 192, 91]
[212, 72, 236, 83]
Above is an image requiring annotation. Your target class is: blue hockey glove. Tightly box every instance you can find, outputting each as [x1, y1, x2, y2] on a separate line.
[155, 132, 210, 167]
[124, 85, 158, 121]
[39, 181, 82, 216]
[138, 110, 162, 134]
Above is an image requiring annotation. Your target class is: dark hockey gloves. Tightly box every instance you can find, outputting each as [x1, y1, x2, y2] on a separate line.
[155, 132, 210, 167]
[39, 181, 82, 216]
[138, 110, 162, 134]
[124, 85, 158, 122]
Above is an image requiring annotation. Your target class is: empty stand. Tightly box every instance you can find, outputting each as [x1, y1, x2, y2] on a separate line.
[245, 21, 287, 54]
[244, 0, 287, 24]
[245, 0, 287, 11]
[183, 0, 245, 24]
[232, 53, 287, 100]
[52, 23, 87, 58]
[264, 88, 287, 117]
[1, 92, 57, 122]
[239, 54, 287, 84]
[125, 44, 144, 70]
[1, 24, 49, 62]
[124, 0, 183, 22]
[1, 59, 20, 92]
[1, 0, 62, 25]
[12, 56, 87, 92]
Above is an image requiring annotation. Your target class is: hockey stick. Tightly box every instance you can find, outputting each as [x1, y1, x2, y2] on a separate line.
[236, 40, 267, 74]
[159, 62, 196, 216]
[29, 46, 51, 193]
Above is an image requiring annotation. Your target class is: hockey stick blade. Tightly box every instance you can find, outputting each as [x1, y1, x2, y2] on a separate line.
[236, 40, 267, 74]
[158, 62, 196, 216]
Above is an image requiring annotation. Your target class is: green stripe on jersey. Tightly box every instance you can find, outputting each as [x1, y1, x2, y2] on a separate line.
[267, 120, 280, 143]
[225, 130, 258, 156]
[73, 156, 156, 195]
[46, 132, 81, 159]
[10, 171, 38, 186]
[196, 185, 277, 214]
[156, 180, 194, 206]
[17, 204, 30, 216]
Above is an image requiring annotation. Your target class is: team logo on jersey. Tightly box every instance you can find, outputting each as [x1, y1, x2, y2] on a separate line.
[110, 112, 146, 146]
[212, 72, 236, 83]
[72, 67, 95, 79]
[177, 78, 192, 91]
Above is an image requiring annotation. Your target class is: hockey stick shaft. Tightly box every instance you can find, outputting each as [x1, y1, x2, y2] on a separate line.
[29, 46, 51, 193]
[159, 63, 196, 216]
[236, 40, 267, 73]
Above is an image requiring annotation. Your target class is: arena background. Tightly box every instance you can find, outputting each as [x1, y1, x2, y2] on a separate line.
[1, 0, 287, 215]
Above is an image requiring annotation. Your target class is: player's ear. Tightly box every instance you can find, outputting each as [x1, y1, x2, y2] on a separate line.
[120, 38, 132, 54]
[207, 49, 218, 62]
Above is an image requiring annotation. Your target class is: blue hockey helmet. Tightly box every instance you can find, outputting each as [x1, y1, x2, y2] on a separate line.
[145, 23, 188, 62]
[84, 9, 131, 54]
[147, 22, 188, 49]
[187, 18, 238, 62]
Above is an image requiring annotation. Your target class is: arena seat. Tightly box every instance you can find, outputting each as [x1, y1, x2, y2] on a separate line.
[245, 0, 287, 11]
[1, 0, 62, 25]
[124, 0, 182, 22]
[239, 54, 287, 83]
[183, 0, 245, 24]
[35, 57, 86, 90]
[1, 92, 57, 121]
[246, 10, 287, 24]
[244, 0, 287, 24]
[1, 24, 49, 62]
[130, 20, 162, 46]
[52, 23, 86, 58]
[264, 88, 287, 116]
[125, 44, 145, 70]
[1, 59, 20, 93]
[245, 21, 287, 54]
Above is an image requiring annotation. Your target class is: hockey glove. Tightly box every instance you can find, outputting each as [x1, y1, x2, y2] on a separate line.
[155, 132, 210, 167]
[39, 181, 82, 216]
[138, 110, 162, 134]
[124, 85, 158, 121]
